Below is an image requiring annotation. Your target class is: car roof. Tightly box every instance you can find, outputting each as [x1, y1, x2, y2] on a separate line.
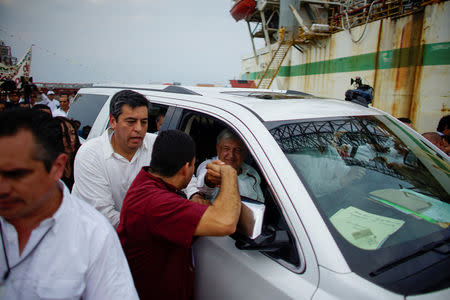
[90, 84, 381, 122]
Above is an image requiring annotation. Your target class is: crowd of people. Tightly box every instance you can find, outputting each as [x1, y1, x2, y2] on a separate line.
[0, 89, 257, 300]
[0, 86, 449, 299]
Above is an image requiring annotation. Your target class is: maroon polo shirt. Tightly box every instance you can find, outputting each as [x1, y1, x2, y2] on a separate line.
[117, 167, 208, 300]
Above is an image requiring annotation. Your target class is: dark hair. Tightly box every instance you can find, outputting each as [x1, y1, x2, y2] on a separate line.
[437, 115, 450, 133]
[53, 117, 81, 190]
[398, 117, 411, 124]
[109, 90, 149, 120]
[32, 104, 52, 114]
[150, 130, 195, 177]
[0, 109, 65, 172]
[156, 112, 165, 123]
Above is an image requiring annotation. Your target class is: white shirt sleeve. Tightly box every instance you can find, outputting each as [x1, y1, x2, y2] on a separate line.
[195, 158, 216, 197]
[40, 93, 50, 105]
[83, 228, 139, 300]
[72, 145, 121, 228]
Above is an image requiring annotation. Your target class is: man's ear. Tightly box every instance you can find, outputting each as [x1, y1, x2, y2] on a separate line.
[109, 115, 116, 130]
[50, 153, 68, 181]
[216, 143, 220, 155]
[180, 162, 190, 177]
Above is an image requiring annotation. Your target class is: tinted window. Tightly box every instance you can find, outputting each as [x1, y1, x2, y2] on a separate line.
[68, 93, 109, 129]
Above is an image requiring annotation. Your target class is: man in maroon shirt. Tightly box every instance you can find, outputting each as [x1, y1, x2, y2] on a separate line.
[117, 130, 241, 300]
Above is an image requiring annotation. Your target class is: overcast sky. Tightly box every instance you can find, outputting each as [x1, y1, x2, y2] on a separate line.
[0, 0, 254, 85]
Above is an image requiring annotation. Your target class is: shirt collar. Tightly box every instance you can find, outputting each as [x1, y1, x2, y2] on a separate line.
[101, 128, 149, 159]
[144, 167, 179, 193]
[101, 128, 115, 159]
[240, 162, 251, 175]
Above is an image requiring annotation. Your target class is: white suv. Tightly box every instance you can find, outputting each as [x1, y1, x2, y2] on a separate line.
[70, 84, 450, 299]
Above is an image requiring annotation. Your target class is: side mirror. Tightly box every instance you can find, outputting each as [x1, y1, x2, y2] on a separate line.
[234, 229, 290, 252]
[234, 197, 290, 252]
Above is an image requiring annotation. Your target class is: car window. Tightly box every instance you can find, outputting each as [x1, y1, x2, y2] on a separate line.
[147, 104, 168, 134]
[267, 115, 450, 291]
[177, 109, 300, 269]
[68, 93, 109, 131]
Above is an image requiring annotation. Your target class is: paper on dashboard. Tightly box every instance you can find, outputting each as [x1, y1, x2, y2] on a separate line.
[330, 206, 405, 250]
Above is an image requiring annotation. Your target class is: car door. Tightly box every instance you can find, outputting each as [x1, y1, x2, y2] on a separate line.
[166, 104, 320, 300]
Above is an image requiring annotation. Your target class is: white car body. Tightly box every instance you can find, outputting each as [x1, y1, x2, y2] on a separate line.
[69, 84, 450, 299]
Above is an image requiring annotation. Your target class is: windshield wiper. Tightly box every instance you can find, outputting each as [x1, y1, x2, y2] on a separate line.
[370, 239, 450, 277]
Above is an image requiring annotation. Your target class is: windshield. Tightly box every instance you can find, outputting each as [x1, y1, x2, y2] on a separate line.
[268, 115, 450, 294]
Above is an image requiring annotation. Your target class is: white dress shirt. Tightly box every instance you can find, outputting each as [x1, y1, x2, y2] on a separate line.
[52, 108, 68, 118]
[196, 156, 265, 203]
[39, 94, 59, 112]
[72, 129, 199, 227]
[0, 181, 138, 300]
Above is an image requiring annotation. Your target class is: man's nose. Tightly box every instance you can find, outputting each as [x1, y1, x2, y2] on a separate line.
[134, 122, 143, 132]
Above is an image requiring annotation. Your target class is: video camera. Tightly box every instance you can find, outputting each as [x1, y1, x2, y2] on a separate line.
[345, 76, 374, 107]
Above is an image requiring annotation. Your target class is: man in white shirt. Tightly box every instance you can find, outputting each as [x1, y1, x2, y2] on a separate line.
[40, 90, 59, 112]
[197, 128, 264, 203]
[0, 109, 138, 300]
[52, 94, 70, 117]
[72, 90, 202, 227]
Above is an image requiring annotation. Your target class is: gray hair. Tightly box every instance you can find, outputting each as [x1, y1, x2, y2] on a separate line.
[109, 90, 149, 120]
[216, 128, 245, 148]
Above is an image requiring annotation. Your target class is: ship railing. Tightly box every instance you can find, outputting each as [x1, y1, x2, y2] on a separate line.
[327, 0, 433, 33]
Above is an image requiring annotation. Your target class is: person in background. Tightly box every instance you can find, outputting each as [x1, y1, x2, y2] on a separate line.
[18, 102, 30, 109]
[54, 117, 81, 190]
[0, 101, 5, 112]
[72, 90, 203, 227]
[32, 104, 52, 115]
[422, 132, 449, 155]
[196, 128, 264, 203]
[155, 112, 165, 132]
[5, 90, 20, 110]
[40, 90, 59, 111]
[437, 115, 450, 137]
[118, 130, 241, 300]
[0, 91, 7, 102]
[29, 92, 38, 107]
[52, 94, 70, 117]
[398, 117, 413, 129]
[0, 109, 138, 300]
[72, 119, 81, 133]
[69, 90, 78, 104]
[81, 125, 92, 139]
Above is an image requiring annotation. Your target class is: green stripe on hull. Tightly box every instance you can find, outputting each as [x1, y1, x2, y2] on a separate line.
[247, 42, 450, 79]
